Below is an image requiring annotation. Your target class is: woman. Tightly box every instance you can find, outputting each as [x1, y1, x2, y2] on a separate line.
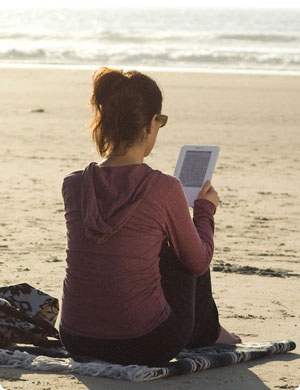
[59, 67, 240, 366]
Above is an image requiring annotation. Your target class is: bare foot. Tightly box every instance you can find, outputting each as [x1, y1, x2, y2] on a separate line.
[215, 325, 242, 344]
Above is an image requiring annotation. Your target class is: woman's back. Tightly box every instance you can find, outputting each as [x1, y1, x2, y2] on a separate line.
[61, 162, 185, 339]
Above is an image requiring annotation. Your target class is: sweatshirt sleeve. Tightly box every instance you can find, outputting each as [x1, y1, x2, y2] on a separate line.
[164, 177, 216, 275]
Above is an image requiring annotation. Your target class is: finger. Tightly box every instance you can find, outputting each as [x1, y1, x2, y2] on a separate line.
[200, 180, 211, 194]
[207, 185, 216, 194]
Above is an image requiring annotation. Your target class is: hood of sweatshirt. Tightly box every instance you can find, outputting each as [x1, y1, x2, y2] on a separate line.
[80, 162, 156, 244]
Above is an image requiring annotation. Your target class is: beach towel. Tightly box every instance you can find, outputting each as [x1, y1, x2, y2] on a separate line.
[0, 341, 296, 381]
[0, 284, 296, 381]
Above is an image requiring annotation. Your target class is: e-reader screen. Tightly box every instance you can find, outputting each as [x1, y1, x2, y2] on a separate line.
[179, 150, 211, 188]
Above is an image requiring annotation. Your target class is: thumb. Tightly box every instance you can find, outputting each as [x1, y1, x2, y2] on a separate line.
[200, 180, 211, 195]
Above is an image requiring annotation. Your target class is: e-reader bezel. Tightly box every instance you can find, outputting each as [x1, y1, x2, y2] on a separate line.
[174, 145, 220, 207]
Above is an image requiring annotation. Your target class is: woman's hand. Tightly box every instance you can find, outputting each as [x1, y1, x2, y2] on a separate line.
[197, 180, 219, 209]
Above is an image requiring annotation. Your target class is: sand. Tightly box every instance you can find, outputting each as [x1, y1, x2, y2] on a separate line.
[0, 68, 299, 389]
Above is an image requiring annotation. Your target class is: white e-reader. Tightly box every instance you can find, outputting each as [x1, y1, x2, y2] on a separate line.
[174, 145, 220, 207]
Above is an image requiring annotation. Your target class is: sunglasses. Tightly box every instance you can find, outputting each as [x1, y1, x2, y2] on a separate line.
[155, 114, 168, 128]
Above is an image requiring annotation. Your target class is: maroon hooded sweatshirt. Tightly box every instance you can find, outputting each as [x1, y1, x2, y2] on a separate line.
[60, 162, 215, 339]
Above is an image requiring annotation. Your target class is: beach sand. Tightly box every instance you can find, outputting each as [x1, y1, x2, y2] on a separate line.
[0, 68, 299, 389]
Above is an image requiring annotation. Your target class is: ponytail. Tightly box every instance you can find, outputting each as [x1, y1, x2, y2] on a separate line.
[90, 67, 162, 156]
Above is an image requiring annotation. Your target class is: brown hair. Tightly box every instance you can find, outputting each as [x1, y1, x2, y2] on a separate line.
[90, 67, 163, 157]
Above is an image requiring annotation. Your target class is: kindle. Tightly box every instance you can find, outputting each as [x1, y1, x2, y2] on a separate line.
[174, 145, 220, 207]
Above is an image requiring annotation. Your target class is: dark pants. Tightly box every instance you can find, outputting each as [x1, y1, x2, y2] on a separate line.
[60, 244, 220, 366]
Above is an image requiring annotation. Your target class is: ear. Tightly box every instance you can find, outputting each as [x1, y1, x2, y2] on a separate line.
[145, 114, 158, 135]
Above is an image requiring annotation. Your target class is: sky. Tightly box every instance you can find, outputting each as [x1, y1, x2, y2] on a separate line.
[2, 0, 300, 8]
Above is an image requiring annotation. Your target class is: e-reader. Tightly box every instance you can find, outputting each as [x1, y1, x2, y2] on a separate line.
[174, 145, 220, 207]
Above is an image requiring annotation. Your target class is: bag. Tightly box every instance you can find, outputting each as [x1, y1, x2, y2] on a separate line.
[0, 283, 61, 348]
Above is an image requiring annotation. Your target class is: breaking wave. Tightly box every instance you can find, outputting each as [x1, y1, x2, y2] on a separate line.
[1, 7, 300, 73]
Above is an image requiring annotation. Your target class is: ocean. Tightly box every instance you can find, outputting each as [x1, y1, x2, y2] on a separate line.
[0, 7, 300, 74]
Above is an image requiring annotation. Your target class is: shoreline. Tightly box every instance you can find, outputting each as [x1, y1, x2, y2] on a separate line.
[1, 62, 300, 76]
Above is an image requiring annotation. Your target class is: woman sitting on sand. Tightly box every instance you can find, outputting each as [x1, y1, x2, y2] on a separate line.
[59, 67, 241, 366]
